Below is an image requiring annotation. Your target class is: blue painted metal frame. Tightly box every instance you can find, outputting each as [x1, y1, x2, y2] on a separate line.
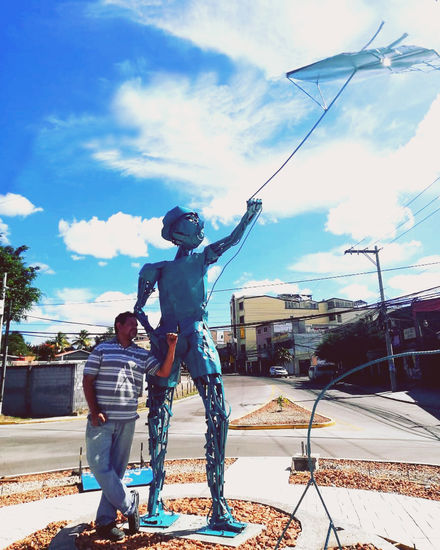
[274, 348, 440, 550]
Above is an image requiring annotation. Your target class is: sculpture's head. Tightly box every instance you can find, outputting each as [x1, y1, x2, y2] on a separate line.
[162, 206, 205, 250]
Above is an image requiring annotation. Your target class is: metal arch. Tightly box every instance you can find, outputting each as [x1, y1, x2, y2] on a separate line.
[274, 348, 440, 550]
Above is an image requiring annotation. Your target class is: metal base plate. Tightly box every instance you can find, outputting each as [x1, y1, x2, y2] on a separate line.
[140, 511, 179, 528]
[196, 524, 247, 538]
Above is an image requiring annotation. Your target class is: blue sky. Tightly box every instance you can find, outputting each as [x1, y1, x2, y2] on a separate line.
[2, 0, 440, 344]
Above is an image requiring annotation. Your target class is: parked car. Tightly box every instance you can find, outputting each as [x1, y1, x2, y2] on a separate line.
[308, 361, 336, 382]
[269, 365, 289, 378]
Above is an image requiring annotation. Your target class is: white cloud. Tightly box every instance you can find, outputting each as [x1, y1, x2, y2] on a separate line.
[131, 262, 141, 268]
[30, 262, 55, 275]
[0, 219, 10, 243]
[207, 265, 222, 283]
[387, 255, 440, 296]
[98, 1, 440, 75]
[98, 261, 108, 267]
[0, 193, 43, 217]
[26, 288, 163, 343]
[59, 212, 173, 259]
[71, 254, 85, 261]
[338, 283, 378, 302]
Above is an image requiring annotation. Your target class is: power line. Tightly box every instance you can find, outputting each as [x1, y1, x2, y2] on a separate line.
[33, 260, 440, 308]
[345, 174, 440, 252]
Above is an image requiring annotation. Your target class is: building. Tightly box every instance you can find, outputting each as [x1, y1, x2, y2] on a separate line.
[230, 293, 367, 372]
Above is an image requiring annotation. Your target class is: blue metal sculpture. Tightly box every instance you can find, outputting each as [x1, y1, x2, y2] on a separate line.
[134, 199, 262, 534]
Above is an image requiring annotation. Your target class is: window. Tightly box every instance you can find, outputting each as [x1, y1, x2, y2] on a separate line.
[240, 344, 246, 353]
[239, 302, 244, 310]
[327, 299, 352, 310]
[263, 327, 267, 332]
[285, 300, 318, 309]
[329, 314, 336, 321]
[239, 315, 245, 324]
[257, 329, 261, 334]
[337, 314, 342, 323]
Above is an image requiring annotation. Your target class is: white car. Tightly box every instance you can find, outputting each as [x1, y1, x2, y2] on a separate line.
[269, 366, 289, 378]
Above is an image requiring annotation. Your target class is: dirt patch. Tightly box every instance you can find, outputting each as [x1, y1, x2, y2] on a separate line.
[230, 397, 332, 427]
[289, 458, 440, 501]
[73, 498, 301, 549]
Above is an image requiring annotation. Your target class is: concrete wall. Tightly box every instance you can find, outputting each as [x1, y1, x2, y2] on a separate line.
[2, 362, 87, 418]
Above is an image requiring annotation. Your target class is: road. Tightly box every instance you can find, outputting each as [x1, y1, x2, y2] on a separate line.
[1, 375, 439, 476]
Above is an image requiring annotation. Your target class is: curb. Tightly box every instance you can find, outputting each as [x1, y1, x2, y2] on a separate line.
[0, 415, 88, 425]
[229, 419, 335, 430]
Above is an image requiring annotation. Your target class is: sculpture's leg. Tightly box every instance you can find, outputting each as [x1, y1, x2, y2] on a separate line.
[140, 383, 179, 527]
[194, 374, 246, 533]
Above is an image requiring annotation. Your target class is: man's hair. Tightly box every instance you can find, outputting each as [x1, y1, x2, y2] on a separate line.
[114, 311, 137, 333]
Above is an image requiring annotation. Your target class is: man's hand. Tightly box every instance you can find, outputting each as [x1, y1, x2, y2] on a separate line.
[166, 332, 178, 348]
[90, 412, 107, 427]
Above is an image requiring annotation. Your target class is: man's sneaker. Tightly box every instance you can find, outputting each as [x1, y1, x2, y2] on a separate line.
[127, 489, 140, 534]
[96, 522, 125, 541]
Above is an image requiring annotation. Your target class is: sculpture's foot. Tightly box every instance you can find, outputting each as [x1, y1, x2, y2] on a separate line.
[139, 510, 179, 528]
[208, 515, 247, 533]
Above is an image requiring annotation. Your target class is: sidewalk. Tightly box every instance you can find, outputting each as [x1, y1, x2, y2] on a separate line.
[1, 457, 440, 550]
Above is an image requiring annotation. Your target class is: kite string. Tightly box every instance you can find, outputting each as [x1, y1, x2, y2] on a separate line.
[209, 21, 385, 299]
[248, 20, 385, 201]
[248, 68, 357, 201]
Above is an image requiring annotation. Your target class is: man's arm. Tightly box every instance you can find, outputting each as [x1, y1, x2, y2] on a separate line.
[155, 333, 178, 378]
[204, 199, 262, 264]
[83, 374, 107, 426]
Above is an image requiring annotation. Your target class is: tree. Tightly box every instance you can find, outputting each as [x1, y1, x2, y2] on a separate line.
[32, 341, 56, 361]
[51, 332, 70, 353]
[273, 346, 293, 365]
[8, 332, 31, 356]
[316, 319, 385, 371]
[72, 329, 92, 350]
[0, 244, 41, 323]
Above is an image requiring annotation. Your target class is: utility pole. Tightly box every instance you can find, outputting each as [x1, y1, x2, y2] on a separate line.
[0, 273, 6, 354]
[344, 246, 397, 392]
[0, 273, 8, 406]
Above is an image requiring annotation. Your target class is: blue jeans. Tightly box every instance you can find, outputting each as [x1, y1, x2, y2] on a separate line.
[86, 418, 137, 526]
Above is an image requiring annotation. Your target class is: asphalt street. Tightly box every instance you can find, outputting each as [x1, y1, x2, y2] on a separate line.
[1, 375, 439, 476]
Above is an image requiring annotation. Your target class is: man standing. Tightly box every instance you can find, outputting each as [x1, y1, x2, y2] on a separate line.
[83, 311, 177, 541]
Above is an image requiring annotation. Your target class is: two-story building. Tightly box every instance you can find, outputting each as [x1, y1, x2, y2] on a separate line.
[230, 293, 367, 372]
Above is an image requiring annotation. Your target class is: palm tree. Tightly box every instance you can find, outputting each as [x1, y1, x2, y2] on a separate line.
[72, 329, 92, 350]
[52, 332, 70, 353]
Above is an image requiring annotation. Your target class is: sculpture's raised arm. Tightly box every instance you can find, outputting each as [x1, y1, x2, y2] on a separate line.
[205, 198, 262, 264]
[134, 263, 160, 334]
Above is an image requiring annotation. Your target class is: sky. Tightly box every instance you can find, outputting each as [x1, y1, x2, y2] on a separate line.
[2, 0, 440, 345]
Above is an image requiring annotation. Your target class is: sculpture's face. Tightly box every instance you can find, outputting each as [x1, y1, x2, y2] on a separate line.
[171, 212, 204, 250]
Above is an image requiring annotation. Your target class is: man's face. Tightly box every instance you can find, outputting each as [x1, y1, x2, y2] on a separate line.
[117, 316, 138, 342]
[172, 213, 204, 250]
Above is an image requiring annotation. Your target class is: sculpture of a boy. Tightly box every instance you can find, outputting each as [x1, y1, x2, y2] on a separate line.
[134, 198, 262, 532]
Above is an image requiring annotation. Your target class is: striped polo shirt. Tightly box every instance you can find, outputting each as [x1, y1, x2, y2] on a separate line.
[84, 338, 161, 421]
